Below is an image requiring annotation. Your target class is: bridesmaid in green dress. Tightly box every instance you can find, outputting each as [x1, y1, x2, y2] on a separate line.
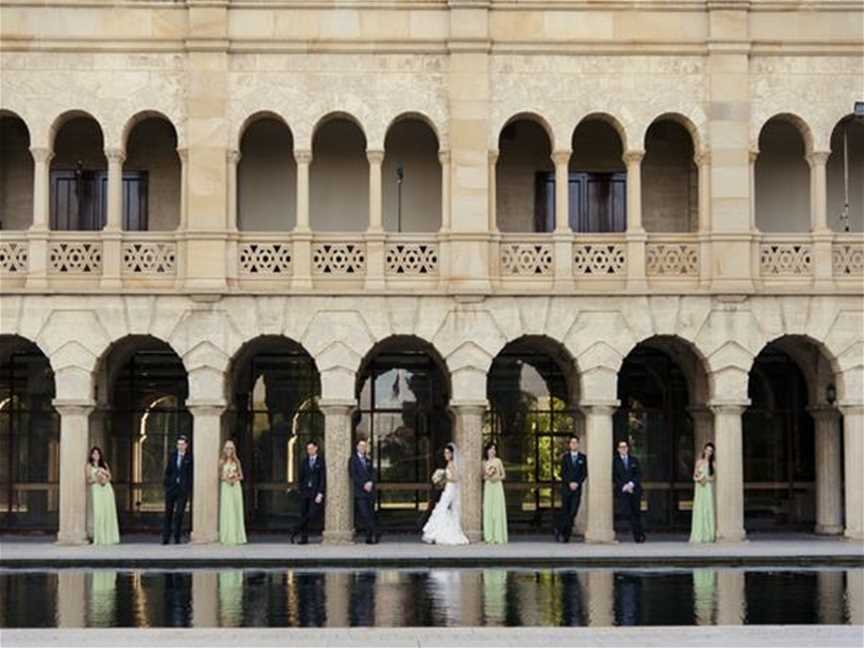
[219, 440, 247, 545]
[86, 447, 120, 545]
[482, 443, 508, 544]
[689, 442, 716, 543]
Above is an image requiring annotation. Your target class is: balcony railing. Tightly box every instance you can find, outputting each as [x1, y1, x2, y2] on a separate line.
[2, 230, 862, 293]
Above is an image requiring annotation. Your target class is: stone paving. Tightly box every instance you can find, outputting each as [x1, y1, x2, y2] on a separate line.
[1, 533, 862, 567]
[3, 626, 863, 647]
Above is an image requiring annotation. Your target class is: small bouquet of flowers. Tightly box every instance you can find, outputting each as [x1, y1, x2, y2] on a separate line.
[95, 468, 110, 485]
[224, 462, 239, 484]
[431, 468, 446, 488]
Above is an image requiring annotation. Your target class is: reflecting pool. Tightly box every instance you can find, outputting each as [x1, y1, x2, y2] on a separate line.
[0, 567, 861, 628]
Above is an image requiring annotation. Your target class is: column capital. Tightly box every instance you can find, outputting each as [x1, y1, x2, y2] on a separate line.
[104, 147, 126, 164]
[29, 146, 54, 164]
[451, 400, 488, 416]
[694, 150, 711, 167]
[551, 149, 572, 165]
[806, 150, 831, 168]
[176, 146, 189, 162]
[438, 149, 451, 165]
[579, 402, 619, 417]
[748, 148, 759, 163]
[52, 400, 95, 417]
[687, 404, 714, 420]
[622, 149, 645, 165]
[366, 149, 385, 164]
[294, 149, 313, 165]
[488, 149, 499, 164]
[318, 399, 356, 417]
[807, 404, 842, 422]
[709, 402, 748, 416]
[186, 400, 227, 417]
[226, 148, 241, 164]
[839, 402, 864, 417]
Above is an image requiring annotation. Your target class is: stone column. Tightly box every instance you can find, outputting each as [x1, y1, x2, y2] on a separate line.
[364, 150, 386, 289]
[623, 149, 647, 290]
[488, 150, 498, 233]
[552, 149, 571, 233]
[100, 147, 125, 288]
[294, 149, 312, 233]
[582, 404, 617, 543]
[292, 149, 313, 289]
[695, 151, 712, 287]
[190, 403, 225, 544]
[320, 400, 354, 544]
[367, 149, 384, 232]
[104, 147, 125, 231]
[452, 401, 484, 543]
[438, 150, 451, 232]
[27, 147, 53, 289]
[809, 406, 844, 535]
[848, 569, 864, 626]
[325, 572, 351, 626]
[55, 402, 94, 545]
[586, 570, 614, 627]
[712, 404, 746, 542]
[841, 404, 864, 539]
[30, 146, 53, 231]
[623, 150, 645, 233]
[192, 572, 219, 627]
[177, 147, 189, 230]
[226, 149, 240, 232]
[807, 151, 831, 233]
[748, 148, 758, 230]
[57, 572, 86, 627]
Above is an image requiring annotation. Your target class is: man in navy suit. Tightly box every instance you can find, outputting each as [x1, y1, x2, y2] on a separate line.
[349, 438, 380, 544]
[555, 435, 588, 543]
[290, 439, 326, 544]
[163, 435, 193, 544]
[613, 439, 646, 543]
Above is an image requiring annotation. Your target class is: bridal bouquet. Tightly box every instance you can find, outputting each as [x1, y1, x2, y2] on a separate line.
[95, 468, 110, 485]
[224, 462, 239, 483]
[431, 468, 446, 488]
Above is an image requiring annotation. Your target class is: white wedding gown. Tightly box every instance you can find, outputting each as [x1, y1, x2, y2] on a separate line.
[422, 468, 469, 545]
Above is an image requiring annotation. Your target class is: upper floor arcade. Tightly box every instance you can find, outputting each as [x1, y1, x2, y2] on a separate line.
[1, 106, 862, 294]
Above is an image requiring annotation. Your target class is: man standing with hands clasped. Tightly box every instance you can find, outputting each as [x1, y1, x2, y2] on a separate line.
[555, 435, 587, 543]
[349, 438, 380, 544]
[613, 439, 646, 543]
[290, 440, 326, 544]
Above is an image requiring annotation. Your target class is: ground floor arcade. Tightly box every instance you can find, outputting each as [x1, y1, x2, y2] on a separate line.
[0, 293, 861, 543]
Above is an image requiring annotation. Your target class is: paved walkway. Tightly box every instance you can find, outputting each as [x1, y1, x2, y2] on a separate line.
[1, 533, 862, 567]
[3, 626, 863, 647]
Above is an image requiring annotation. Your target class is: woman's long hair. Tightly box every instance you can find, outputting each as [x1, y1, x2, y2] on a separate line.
[702, 442, 715, 477]
[88, 446, 107, 469]
[220, 440, 243, 475]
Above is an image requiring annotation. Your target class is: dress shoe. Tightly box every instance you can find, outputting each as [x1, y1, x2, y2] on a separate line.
[635, 534, 646, 543]
[161, 538, 170, 545]
[373, 533, 382, 544]
[297, 537, 309, 545]
[365, 536, 375, 544]
[554, 530, 562, 543]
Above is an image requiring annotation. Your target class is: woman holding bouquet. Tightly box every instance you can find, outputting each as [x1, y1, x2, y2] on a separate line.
[85, 447, 120, 545]
[219, 440, 247, 545]
[482, 443, 508, 544]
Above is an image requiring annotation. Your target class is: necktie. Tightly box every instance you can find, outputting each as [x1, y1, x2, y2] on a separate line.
[176, 454, 182, 483]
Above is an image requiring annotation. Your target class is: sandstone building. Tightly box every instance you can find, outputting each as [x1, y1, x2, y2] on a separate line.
[0, 0, 862, 545]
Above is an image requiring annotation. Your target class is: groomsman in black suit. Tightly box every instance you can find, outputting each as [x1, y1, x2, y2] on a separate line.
[613, 439, 646, 543]
[163, 435, 193, 544]
[349, 438, 380, 544]
[290, 440, 326, 544]
[555, 435, 588, 543]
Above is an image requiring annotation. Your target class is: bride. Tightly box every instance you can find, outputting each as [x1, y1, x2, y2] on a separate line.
[422, 443, 470, 545]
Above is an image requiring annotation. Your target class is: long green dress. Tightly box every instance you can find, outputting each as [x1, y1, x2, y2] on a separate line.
[482, 458, 508, 544]
[89, 465, 120, 545]
[219, 461, 247, 545]
[689, 460, 716, 543]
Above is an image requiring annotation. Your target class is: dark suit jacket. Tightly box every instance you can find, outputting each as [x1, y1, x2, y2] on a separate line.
[298, 455, 326, 499]
[164, 451, 193, 495]
[349, 453, 375, 500]
[560, 451, 588, 495]
[613, 453, 642, 496]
